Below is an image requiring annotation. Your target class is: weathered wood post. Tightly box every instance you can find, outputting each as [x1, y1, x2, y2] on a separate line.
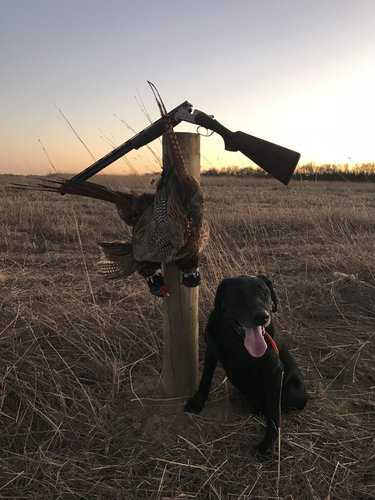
[162, 132, 200, 398]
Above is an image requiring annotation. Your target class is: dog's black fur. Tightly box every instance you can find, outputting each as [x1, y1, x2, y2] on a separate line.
[185, 275, 307, 454]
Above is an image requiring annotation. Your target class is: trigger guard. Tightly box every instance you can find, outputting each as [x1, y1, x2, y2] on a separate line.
[197, 126, 214, 137]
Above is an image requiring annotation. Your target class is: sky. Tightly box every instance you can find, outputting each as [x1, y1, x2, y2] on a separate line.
[1, 0, 374, 176]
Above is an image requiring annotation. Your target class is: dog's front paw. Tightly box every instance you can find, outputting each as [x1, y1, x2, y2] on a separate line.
[256, 438, 273, 457]
[184, 393, 206, 414]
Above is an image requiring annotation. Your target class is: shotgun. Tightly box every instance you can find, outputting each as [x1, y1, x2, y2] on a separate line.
[175, 108, 300, 185]
[64, 101, 300, 188]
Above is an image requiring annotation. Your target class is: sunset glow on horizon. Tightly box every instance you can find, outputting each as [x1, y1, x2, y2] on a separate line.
[1, 0, 374, 176]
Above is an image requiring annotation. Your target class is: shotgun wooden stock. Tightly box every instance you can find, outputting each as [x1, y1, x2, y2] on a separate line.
[192, 111, 300, 185]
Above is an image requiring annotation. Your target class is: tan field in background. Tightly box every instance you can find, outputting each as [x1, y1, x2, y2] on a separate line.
[1, 174, 374, 499]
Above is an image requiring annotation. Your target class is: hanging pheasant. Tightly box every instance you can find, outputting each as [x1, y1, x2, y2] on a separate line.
[11, 83, 208, 296]
[129, 81, 207, 292]
[98, 81, 208, 295]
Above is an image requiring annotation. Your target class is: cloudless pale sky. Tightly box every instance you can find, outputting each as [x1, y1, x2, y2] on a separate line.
[1, 0, 374, 175]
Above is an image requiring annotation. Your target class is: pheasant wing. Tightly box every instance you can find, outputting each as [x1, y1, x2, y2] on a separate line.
[96, 241, 136, 279]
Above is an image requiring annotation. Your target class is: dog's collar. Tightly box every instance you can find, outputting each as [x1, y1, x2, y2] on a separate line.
[264, 330, 279, 356]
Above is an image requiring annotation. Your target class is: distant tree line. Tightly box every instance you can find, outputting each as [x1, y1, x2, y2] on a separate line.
[201, 163, 375, 182]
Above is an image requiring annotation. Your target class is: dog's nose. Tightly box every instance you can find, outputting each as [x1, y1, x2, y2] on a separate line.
[253, 312, 270, 326]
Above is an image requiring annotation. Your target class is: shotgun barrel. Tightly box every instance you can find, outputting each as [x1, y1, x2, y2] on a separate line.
[62, 101, 192, 190]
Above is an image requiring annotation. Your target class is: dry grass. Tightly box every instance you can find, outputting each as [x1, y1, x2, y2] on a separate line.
[0, 174, 374, 499]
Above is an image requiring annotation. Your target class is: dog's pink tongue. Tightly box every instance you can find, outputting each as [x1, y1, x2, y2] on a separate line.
[243, 326, 267, 358]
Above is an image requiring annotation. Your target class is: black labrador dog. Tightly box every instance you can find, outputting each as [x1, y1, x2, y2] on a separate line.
[185, 274, 307, 454]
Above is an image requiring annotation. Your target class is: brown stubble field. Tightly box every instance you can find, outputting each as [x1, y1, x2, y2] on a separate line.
[0, 174, 374, 499]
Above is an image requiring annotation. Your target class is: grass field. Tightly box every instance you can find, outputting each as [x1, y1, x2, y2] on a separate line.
[1, 174, 374, 499]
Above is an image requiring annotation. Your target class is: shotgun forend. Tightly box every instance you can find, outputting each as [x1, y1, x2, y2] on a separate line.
[175, 108, 300, 185]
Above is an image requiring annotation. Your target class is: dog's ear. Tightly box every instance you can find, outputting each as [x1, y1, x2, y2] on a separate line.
[257, 274, 278, 312]
[214, 279, 228, 312]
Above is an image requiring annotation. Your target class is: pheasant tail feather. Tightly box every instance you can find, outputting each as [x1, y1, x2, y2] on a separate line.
[147, 81, 187, 179]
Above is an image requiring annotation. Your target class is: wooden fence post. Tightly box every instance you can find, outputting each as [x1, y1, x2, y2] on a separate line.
[162, 132, 200, 398]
